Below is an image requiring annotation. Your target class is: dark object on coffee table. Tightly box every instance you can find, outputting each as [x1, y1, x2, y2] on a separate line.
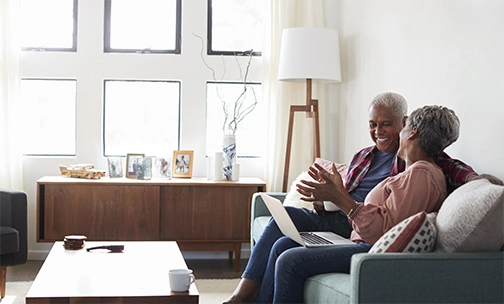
[86, 245, 124, 253]
[63, 235, 87, 250]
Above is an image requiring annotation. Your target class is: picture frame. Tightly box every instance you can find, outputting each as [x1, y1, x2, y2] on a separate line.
[126, 153, 145, 179]
[155, 157, 172, 179]
[136, 156, 153, 180]
[172, 150, 194, 178]
[107, 157, 123, 178]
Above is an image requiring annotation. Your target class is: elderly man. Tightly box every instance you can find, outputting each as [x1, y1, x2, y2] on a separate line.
[223, 92, 502, 304]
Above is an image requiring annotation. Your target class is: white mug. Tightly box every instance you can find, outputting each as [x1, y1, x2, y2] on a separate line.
[169, 269, 195, 292]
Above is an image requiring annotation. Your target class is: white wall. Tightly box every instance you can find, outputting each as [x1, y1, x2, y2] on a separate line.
[334, 0, 504, 181]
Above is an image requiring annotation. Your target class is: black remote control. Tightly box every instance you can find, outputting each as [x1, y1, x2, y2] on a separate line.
[86, 245, 124, 253]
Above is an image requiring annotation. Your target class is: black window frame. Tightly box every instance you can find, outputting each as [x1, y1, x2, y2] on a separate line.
[207, 0, 262, 57]
[102, 79, 182, 157]
[21, 0, 78, 52]
[103, 0, 182, 54]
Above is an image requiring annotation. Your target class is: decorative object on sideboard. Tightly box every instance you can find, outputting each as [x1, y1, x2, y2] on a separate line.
[278, 27, 342, 192]
[125, 153, 145, 179]
[155, 157, 172, 179]
[172, 150, 194, 178]
[193, 33, 257, 180]
[136, 156, 153, 180]
[107, 157, 123, 178]
[59, 164, 106, 179]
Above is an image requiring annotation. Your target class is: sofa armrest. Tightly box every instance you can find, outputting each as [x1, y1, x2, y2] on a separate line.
[350, 252, 504, 304]
[250, 192, 286, 248]
[0, 189, 28, 266]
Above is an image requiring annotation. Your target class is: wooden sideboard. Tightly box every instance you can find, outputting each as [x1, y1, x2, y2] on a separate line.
[36, 176, 266, 270]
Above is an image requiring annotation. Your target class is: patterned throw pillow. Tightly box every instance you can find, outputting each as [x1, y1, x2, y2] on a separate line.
[369, 212, 437, 253]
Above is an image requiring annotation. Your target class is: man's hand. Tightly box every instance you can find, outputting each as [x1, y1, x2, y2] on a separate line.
[468, 174, 504, 186]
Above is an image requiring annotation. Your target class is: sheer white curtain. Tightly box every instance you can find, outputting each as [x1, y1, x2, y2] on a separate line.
[262, 0, 328, 191]
[0, 0, 24, 190]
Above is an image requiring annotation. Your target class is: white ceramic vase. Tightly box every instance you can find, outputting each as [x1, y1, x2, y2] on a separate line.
[222, 134, 236, 180]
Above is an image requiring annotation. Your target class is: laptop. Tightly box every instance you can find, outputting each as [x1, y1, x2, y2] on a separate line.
[260, 193, 355, 247]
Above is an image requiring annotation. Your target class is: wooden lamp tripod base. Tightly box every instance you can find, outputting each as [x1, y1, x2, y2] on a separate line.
[282, 78, 321, 192]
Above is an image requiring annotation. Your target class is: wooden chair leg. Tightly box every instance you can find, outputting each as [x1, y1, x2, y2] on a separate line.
[1, 267, 6, 298]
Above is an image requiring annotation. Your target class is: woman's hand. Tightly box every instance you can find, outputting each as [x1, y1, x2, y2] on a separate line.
[296, 163, 357, 214]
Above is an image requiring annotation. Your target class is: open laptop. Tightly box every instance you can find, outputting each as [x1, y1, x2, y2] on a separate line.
[260, 193, 355, 247]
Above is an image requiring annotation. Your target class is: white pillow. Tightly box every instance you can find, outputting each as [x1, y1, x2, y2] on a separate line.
[283, 171, 315, 210]
[283, 161, 348, 211]
[435, 179, 504, 252]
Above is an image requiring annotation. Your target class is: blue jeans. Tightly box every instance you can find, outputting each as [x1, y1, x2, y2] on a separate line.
[254, 238, 372, 303]
[242, 207, 354, 301]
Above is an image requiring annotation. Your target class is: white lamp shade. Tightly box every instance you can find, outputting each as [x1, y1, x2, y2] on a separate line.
[278, 27, 341, 83]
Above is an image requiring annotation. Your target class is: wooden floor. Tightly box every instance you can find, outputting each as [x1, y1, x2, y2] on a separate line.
[7, 258, 248, 282]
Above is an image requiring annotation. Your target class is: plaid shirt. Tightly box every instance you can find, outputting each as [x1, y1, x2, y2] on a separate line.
[344, 146, 476, 194]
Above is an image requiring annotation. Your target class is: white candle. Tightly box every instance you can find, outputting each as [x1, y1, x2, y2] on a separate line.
[232, 163, 240, 181]
[213, 152, 224, 180]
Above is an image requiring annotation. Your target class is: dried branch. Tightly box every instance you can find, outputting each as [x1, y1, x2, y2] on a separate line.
[192, 33, 258, 134]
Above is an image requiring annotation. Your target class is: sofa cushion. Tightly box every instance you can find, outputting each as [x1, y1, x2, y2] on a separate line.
[435, 179, 504, 252]
[0, 226, 20, 255]
[304, 273, 351, 304]
[369, 212, 437, 253]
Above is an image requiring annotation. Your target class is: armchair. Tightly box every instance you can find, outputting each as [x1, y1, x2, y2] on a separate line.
[0, 189, 28, 298]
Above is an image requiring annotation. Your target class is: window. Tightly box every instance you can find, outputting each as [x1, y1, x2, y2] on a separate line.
[208, 0, 264, 56]
[104, 0, 182, 54]
[103, 80, 181, 157]
[20, 79, 77, 155]
[20, 0, 77, 51]
[206, 82, 265, 157]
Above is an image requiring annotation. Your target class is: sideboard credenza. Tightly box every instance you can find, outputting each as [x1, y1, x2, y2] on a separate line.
[36, 176, 266, 270]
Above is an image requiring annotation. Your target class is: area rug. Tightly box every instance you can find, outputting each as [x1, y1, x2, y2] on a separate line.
[0, 279, 239, 304]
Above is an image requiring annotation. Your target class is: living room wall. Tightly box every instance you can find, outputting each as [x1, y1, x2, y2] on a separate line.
[331, 0, 503, 180]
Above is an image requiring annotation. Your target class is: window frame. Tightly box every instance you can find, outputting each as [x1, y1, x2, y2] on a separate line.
[103, 0, 182, 54]
[21, 0, 78, 52]
[206, 0, 262, 57]
[20, 77, 77, 156]
[102, 79, 182, 157]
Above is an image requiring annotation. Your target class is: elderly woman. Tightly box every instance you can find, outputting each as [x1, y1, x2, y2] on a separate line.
[251, 105, 460, 303]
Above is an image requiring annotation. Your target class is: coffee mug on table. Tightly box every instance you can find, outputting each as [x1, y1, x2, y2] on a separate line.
[169, 269, 195, 292]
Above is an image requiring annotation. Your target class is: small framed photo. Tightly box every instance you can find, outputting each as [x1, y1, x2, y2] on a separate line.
[126, 153, 145, 179]
[107, 157, 123, 178]
[136, 156, 153, 180]
[172, 150, 194, 178]
[156, 157, 172, 179]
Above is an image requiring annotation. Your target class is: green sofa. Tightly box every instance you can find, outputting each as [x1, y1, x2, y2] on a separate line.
[251, 192, 504, 303]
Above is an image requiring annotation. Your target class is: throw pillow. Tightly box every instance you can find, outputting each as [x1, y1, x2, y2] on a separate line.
[369, 212, 437, 253]
[435, 179, 504, 252]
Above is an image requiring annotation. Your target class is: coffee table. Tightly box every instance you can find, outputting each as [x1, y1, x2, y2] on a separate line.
[26, 241, 199, 303]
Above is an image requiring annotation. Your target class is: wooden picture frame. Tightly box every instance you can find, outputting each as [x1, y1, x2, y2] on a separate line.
[126, 153, 145, 179]
[107, 157, 123, 178]
[172, 150, 194, 178]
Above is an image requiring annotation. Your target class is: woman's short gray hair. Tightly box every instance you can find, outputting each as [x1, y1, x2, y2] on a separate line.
[407, 105, 460, 157]
[369, 92, 408, 119]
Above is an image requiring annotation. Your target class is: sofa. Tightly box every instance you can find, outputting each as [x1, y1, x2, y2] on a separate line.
[0, 189, 28, 298]
[250, 179, 504, 303]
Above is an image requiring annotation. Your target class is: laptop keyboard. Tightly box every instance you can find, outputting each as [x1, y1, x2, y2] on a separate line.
[300, 232, 333, 245]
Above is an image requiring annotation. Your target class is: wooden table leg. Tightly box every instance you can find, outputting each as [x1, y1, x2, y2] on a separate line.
[234, 243, 242, 272]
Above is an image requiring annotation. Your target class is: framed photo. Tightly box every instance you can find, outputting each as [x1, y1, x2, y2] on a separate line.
[126, 153, 145, 178]
[107, 157, 123, 178]
[155, 157, 172, 179]
[172, 150, 194, 178]
[136, 156, 153, 180]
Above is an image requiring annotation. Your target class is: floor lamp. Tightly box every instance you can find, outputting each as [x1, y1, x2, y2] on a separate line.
[278, 27, 342, 192]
